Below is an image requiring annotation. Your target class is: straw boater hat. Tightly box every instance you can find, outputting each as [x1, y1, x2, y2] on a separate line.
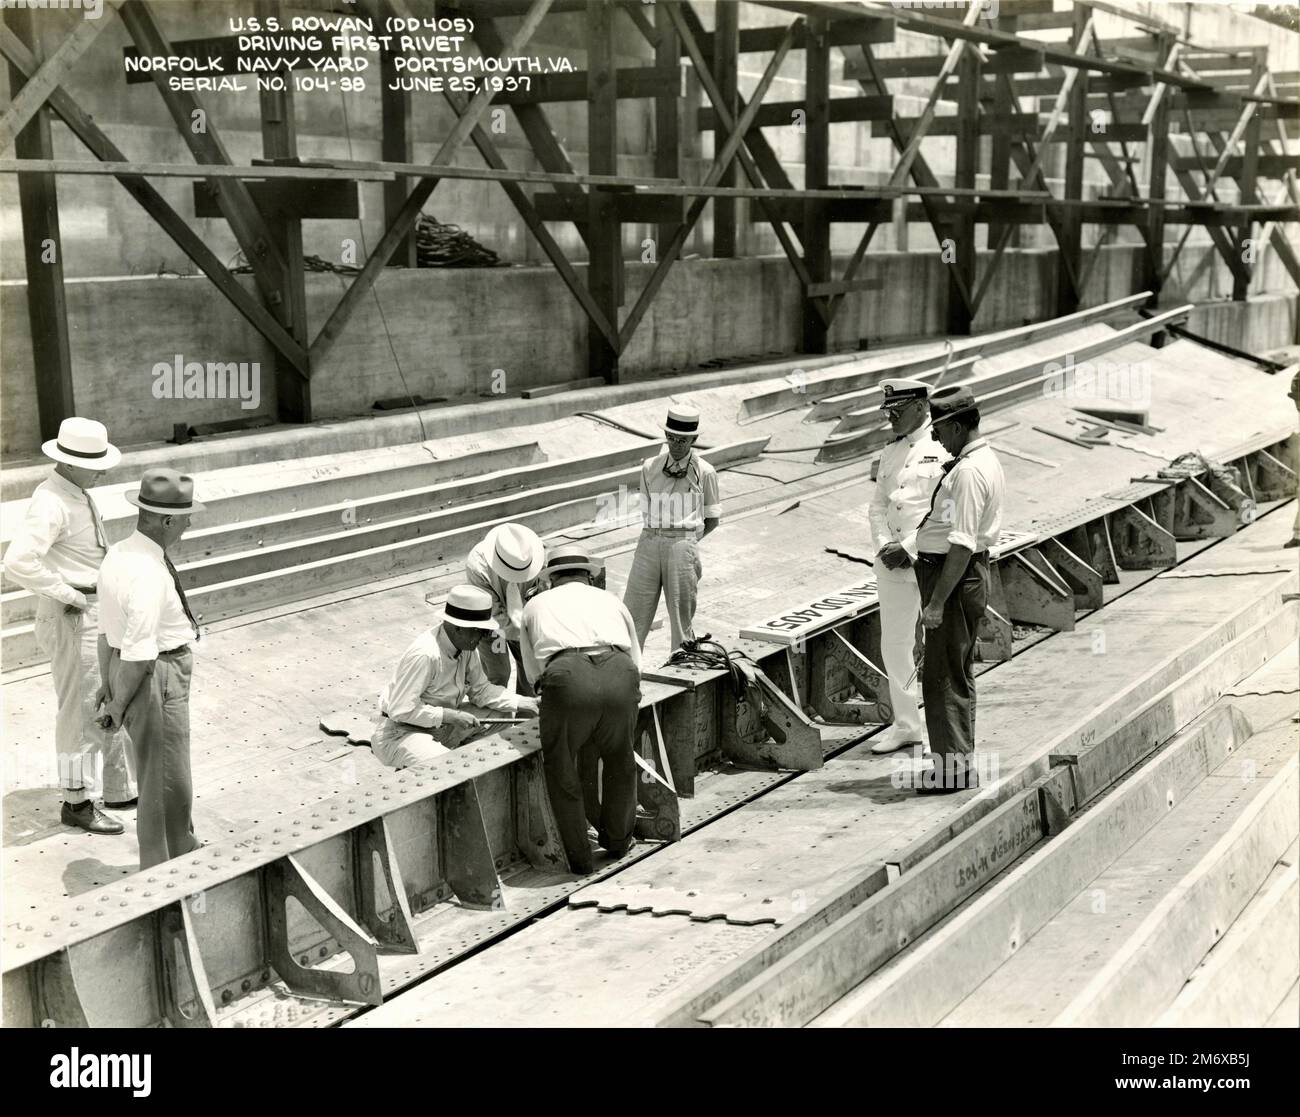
[543, 546, 602, 578]
[42, 417, 121, 470]
[437, 585, 499, 630]
[664, 405, 700, 439]
[484, 522, 545, 584]
[878, 378, 930, 409]
[124, 468, 206, 514]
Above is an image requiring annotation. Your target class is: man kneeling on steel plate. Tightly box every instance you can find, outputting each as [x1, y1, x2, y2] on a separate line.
[370, 585, 538, 769]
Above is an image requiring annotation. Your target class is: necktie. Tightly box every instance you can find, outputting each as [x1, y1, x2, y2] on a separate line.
[164, 554, 201, 642]
[84, 489, 108, 551]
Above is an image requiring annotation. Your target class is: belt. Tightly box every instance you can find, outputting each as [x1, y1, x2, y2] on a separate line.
[157, 645, 190, 657]
[917, 551, 989, 562]
[645, 527, 699, 537]
[549, 645, 622, 665]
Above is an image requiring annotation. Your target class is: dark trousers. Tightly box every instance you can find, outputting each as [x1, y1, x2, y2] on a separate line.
[112, 647, 199, 869]
[538, 649, 639, 874]
[914, 552, 989, 783]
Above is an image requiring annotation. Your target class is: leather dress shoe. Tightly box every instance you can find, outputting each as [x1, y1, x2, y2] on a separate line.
[61, 800, 124, 835]
[104, 797, 138, 809]
[916, 774, 980, 795]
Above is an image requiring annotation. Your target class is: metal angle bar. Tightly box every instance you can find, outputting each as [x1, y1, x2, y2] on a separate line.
[618, 14, 801, 350]
[0, 26, 310, 378]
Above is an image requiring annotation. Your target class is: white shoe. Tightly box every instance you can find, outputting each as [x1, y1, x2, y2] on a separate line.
[871, 731, 925, 755]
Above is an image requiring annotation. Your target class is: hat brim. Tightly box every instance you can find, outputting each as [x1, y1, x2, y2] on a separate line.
[485, 524, 545, 583]
[435, 610, 498, 631]
[930, 406, 977, 425]
[664, 427, 699, 438]
[124, 491, 206, 514]
[545, 561, 602, 577]
[42, 440, 122, 471]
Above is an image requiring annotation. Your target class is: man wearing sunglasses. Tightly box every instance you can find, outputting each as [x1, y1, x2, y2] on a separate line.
[868, 379, 951, 758]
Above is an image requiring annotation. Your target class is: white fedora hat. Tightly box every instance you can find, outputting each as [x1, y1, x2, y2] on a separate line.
[436, 585, 499, 631]
[42, 417, 121, 470]
[484, 522, 545, 584]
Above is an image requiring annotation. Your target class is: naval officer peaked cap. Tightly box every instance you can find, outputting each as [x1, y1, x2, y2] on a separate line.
[485, 522, 545, 584]
[664, 405, 701, 437]
[879, 378, 931, 407]
[42, 417, 122, 470]
[437, 585, 499, 630]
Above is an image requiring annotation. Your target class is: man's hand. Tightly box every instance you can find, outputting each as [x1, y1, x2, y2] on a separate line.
[921, 601, 945, 630]
[878, 543, 910, 570]
[94, 685, 109, 712]
[98, 702, 126, 731]
[63, 592, 92, 616]
[515, 697, 539, 719]
[442, 709, 481, 731]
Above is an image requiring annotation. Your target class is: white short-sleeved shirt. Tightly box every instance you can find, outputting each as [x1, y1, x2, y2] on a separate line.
[99, 532, 197, 662]
[519, 581, 641, 685]
[638, 450, 720, 531]
[914, 438, 1005, 555]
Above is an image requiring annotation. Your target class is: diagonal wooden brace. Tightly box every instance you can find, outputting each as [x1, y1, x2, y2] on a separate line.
[265, 853, 382, 1006]
[354, 817, 419, 955]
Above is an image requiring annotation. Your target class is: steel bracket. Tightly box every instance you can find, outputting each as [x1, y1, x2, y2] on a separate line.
[158, 902, 219, 1027]
[354, 816, 419, 955]
[514, 750, 571, 871]
[722, 666, 823, 771]
[440, 781, 505, 910]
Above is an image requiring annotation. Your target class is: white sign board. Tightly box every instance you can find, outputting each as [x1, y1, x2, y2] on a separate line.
[739, 580, 879, 646]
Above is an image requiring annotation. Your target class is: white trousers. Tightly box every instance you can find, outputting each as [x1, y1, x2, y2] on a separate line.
[623, 531, 701, 650]
[34, 597, 136, 802]
[874, 562, 924, 739]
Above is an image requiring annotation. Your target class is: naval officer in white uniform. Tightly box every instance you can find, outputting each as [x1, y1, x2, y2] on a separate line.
[867, 378, 951, 754]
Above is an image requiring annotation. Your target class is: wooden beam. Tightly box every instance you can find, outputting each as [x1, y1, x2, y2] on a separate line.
[0, 1, 120, 151]
[802, 14, 830, 352]
[654, 0, 681, 253]
[488, 66, 678, 104]
[844, 46, 1041, 80]
[712, 1, 739, 259]
[309, 0, 554, 371]
[586, 0, 621, 381]
[5, 8, 75, 441]
[376, 0, 417, 268]
[949, 47, 979, 336]
[699, 95, 894, 130]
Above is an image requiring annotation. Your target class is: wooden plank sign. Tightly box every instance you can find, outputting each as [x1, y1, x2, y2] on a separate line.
[739, 581, 878, 646]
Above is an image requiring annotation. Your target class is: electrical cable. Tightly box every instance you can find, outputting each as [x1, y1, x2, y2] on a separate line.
[664, 635, 753, 698]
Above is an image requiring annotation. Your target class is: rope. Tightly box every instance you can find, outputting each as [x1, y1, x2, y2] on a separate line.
[415, 214, 504, 268]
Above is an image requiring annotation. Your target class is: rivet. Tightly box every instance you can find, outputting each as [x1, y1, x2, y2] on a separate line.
[222, 990, 233, 1004]
[241, 979, 252, 992]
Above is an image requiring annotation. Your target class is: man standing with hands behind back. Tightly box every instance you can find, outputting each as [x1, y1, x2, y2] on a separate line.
[868, 379, 950, 757]
[97, 469, 205, 868]
[912, 386, 1005, 794]
[3, 417, 136, 835]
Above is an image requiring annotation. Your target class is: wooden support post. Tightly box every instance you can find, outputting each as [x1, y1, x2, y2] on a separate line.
[1056, 4, 1089, 317]
[948, 48, 980, 336]
[265, 854, 382, 1005]
[1109, 504, 1176, 569]
[1172, 476, 1237, 540]
[1001, 549, 1076, 632]
[354, 816, 419, 954]
[257, 0, 310, 423]
[721, 668, 823, 772]
[654, 0, 681, 253]
[989, 60, 1015, 254]
[440, 782, 504, 909]
[379, 40, 417, 268]
[6, 8, 75, 441]
[157, 904, 218, 1028]
[976, 562, 1014, 662]
[1041, 536, 1104, 609]
[802, 15, 830, 354]
[1143, 36, 1172, 302]
[587, 0, 621, 383]
[514, 750, 571, 870]
[1234, 62, 1263, 301]
[634, 705, 682, 843]
[712, 0, 738, 258]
